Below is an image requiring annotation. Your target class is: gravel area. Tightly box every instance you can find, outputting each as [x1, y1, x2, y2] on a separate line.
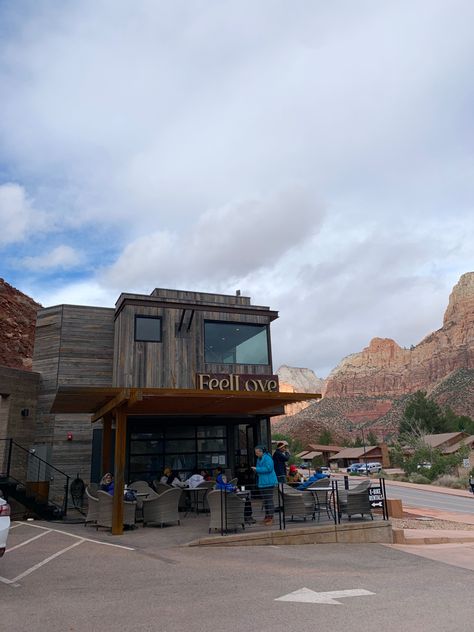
[391, 517, 474, 531]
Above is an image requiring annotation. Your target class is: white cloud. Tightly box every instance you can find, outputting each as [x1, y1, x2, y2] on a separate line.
[20, 245, 83, 271]
[1, 1, 474, 376]
[0, 183, 48, 245]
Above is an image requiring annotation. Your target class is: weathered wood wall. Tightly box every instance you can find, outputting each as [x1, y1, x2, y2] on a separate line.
[113, 289, 276, 388]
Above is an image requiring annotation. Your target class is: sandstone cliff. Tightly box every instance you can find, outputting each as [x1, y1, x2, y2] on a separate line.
[0, 279, 41, 370]
[275, 272, 474, 443]
[324, 272, 474, 398]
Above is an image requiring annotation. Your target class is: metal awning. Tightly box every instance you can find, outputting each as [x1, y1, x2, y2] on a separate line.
[50, 386, 322, 421]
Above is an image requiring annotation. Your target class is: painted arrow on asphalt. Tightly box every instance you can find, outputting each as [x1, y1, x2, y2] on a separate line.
[275, 587, 376, 605]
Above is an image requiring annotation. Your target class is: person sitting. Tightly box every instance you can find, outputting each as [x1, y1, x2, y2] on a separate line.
[164, 469, 186, 488]
[296, 468, 329, 490]
[160, 467, 172, 485]
[215, 467, 237, 492]
[287, 464, 302, 483]
[186, 468, 205, 488]
[214, 467, 255, 524]
[99, 472, 114, 495]
[201, 469, 212, 481]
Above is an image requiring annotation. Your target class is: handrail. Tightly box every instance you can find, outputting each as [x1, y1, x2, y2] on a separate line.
[0, 437, 71, 517]
[0, 438, 71, 479]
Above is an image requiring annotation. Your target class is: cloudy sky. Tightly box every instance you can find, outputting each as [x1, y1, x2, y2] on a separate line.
[1, 1, 473, 377]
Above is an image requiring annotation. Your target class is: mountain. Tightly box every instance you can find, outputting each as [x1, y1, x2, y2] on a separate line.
[0, 279, 41, 370]
[275, 272, 474, 443]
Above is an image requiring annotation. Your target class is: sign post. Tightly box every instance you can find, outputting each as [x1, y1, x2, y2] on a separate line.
[368, 480, 387, 520]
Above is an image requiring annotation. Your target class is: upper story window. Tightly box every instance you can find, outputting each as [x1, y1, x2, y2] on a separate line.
[204, 321, 269, 365]
[135, 316, 162, 342]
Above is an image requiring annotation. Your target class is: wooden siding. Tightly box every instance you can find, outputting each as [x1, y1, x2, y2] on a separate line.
[113, 303, 273, 388]
[33, 305, 114, 483]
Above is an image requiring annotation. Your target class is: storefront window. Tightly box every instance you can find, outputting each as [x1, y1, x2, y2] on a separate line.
[204, 322, 269, 365]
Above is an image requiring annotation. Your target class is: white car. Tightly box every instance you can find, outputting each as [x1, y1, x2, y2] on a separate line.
[0, 496, 11, 557]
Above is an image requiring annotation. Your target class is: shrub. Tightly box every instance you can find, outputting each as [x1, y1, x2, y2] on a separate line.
[408, 473, 431, 484]
[434, 474, 469, 489]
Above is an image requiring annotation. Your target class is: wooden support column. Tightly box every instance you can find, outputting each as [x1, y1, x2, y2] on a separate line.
[101, 414, 112, 475]
[112, 406, 127, 535]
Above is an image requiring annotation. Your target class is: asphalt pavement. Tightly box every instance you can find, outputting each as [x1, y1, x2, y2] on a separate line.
[383, 482, 474, 513]
[1, 520, 473, 632]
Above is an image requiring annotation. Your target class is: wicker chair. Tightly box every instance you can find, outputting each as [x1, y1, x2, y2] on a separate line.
[142, 488, 181, 528]
[96, 490, 137, 530]
[84, 487, 99, 525]
[338, 479, 373, 520]
[128, 480, 152, 494]
[207, 490, 245, 533]
[191, 481, 215, 513]
[281, 488, 314, 522]
[153, 481, 172, 494]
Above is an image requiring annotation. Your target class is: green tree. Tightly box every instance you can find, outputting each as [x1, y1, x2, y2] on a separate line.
[366, 431, 378, 446]
[400, 391, 445, 434]
[318, 429, 333, 445]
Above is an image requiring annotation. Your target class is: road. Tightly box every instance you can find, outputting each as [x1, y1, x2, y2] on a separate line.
[1, 521, 473, 632]
[384, 483, 474, 514]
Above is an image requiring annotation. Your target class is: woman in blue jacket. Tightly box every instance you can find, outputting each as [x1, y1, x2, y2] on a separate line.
[252, 445, 278, 525]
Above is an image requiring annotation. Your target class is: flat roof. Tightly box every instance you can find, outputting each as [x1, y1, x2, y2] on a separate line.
[50, 386, 322, 420]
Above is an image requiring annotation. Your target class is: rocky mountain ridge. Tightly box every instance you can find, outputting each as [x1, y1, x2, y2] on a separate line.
[0, 278, 41, 370]
[276, 272, 474, 443]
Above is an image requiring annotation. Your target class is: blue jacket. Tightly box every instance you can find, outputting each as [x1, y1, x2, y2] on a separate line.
[297, 472, 328, 491]
[255, 452, 278, 488]
[216, 473, 237, 492]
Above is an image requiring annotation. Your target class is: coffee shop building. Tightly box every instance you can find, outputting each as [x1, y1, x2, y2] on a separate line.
[28, 288, 319, 530]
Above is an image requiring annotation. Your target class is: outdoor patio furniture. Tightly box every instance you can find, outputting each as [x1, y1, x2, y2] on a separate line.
[188, 481, 215, 513]
[142, 488, 181, 528]
[84, 486, 99, 525]
[338, 479, 373, 520]
[152, 481, 172, 494]
[87, 483, 99, 496]
[96, 490, 137, 530]
[280, 488, 314, 522]
[207, 490, 246, 533]
[128, 480, 152, 494]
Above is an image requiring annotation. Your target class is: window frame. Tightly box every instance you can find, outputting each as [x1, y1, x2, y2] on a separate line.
[203, 319, 271, 366]
[134, 315, 162, 343]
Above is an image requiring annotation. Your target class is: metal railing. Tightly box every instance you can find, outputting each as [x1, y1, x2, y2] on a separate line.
[0, 438, 71, 517]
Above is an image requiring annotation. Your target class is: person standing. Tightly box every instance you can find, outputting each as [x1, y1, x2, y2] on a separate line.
[272, 440, 290, 484]
[252, 445, 278, 525]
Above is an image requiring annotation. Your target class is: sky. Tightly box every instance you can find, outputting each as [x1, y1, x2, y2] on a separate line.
[0, 1, 473, 377]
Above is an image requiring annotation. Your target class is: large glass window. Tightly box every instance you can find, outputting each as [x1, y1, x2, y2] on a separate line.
[204, 322, 269, 365]
[135, 316, 162, 342]
[127, 423, 228, 482]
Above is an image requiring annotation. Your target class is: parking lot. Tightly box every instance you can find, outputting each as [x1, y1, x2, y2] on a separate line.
[1, 519, 473, 632]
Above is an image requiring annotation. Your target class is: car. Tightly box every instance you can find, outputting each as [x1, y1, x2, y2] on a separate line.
[320, 466, 331, 477]
[346, 463, 364, 473]
[299, 463, 308, 469]
[417, 462, 432, 470]
[0, 495, 11, 557]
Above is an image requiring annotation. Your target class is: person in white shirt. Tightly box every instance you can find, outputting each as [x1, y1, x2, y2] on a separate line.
[186, 469, 205, 488]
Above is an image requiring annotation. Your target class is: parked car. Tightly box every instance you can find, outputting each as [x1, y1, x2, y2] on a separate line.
[0, 496, 11, 557]
[299, 463, 308, 469]
[417, 462, 432, 470]
[347, 463, 364, 473]
[320, 466, 331, 477]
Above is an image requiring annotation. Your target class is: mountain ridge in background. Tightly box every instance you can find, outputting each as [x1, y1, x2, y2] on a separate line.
[275, 272, 474, 443]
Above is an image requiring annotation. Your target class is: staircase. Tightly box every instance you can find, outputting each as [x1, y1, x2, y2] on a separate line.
[0, 438, 70, 520]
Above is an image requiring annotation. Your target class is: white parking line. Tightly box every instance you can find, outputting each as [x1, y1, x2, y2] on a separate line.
[11, 521, 135, 550]
[10, 539, 84, 583]
[5, 529, 52, 553]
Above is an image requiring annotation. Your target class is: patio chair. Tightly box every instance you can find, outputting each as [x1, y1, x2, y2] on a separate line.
[152, 481, 172, 494]
[96, 490, 137, 530]
[338, 479, 373, 520]
[207, 490, 245, 533]
[87, 483, 99, 496]
[142, 488, 181, 528]
[281, 488, 314, 522]
[84, 487, 99, 525]
[128, 480, 152, 494]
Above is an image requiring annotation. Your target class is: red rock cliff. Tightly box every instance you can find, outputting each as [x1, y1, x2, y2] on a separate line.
[324, 272, 474, 398]
[0, 279, 41, 370]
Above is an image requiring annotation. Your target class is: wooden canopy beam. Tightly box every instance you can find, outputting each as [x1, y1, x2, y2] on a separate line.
[91, 388, 130, 423]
